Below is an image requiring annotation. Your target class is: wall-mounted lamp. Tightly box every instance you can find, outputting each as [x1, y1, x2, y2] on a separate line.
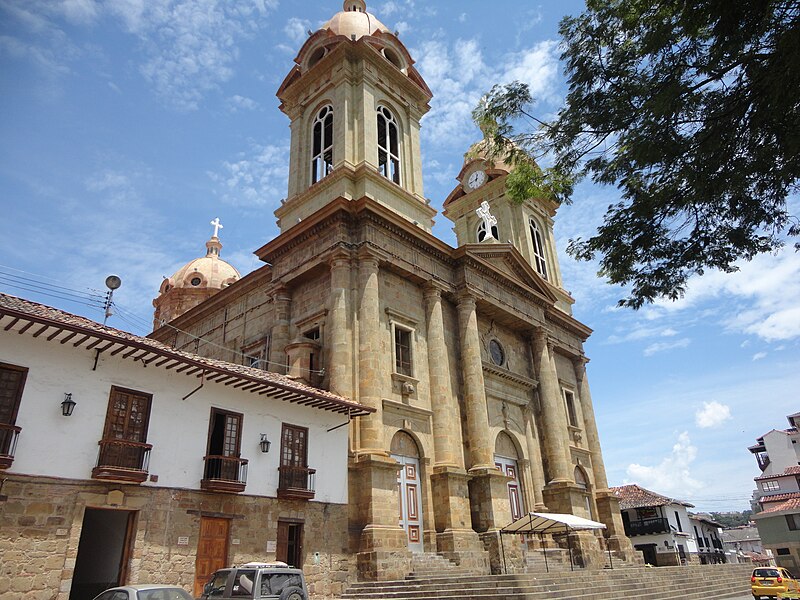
[61, 393, 76, 417]
[259, 434, 271, 453]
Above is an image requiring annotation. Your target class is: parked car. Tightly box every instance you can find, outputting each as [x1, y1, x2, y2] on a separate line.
[198, 562, 307, 600]
[91, 585, 194, 600]
[751, 566, 800, 599]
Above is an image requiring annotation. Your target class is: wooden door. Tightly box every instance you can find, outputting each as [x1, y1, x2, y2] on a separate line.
[392, 455, 423, 553]
[194, 517, 229, 597]
[495, 457, 524, 520]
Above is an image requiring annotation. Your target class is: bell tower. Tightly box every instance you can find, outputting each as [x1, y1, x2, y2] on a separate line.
[275, 1, 436, 232]
[443, 149, 575, 314]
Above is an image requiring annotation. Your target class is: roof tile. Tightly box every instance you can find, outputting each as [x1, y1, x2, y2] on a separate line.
[610, 484, 694, 510]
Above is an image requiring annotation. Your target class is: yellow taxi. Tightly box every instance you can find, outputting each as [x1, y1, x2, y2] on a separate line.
[751, 566, 800, 599]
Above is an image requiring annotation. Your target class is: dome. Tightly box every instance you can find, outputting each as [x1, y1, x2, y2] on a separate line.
[323, 1, 390, 41]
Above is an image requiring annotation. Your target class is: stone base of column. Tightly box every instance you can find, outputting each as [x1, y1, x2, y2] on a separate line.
[594, 490, 639, 563]
[350, 452, 412, 581]
[435, 529, 491, 574]
[468, 468, 513, 534]
[430, 466, 472, 531]
[541, 480, 583, 514]
[563, 530, 607, 569]
[356, 525, 412, 581]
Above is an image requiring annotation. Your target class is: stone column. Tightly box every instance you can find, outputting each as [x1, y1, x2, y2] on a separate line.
[572, 357, 608, 491]
[523, 401, 547, 510]
[531, 328, 572, 484]
[328, 252, 353, 400]
[269, 286, 291, 375]
[424, 283, 458, 467]
[356, 251, 385, 455]
[456, 292, 494, 471]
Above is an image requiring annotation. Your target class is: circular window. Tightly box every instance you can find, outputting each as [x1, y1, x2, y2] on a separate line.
[383, 47, 404, 70]
[190, 277, 202, 287]
[489, 339, 505, 366]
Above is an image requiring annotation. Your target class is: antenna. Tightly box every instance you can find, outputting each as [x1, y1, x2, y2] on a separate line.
[103, 275, 122, 325]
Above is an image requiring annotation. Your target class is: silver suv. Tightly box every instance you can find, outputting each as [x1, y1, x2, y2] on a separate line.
[198, 562, 308, 600]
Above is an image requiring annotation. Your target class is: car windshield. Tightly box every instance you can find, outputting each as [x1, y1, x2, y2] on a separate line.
[754, 569, 780, 578]
[136, 590, 194, 600]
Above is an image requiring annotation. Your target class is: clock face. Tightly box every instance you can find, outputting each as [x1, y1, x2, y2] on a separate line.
[467, 170, 486, 189]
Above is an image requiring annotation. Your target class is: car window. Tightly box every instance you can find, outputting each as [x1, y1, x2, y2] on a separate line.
[785, 570, 796, 579]
[206, 571, 230, 596]
[260, 573, 303, 595]
[95, 592, 128, 600]
[232, 570, 257, 598]
[138, 590, 194, 600]
[754, 568, 780, 578]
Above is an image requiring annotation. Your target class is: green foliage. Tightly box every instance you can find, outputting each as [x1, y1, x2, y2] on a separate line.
[710, 510, 753, 528]
[473, 0, 800, 307]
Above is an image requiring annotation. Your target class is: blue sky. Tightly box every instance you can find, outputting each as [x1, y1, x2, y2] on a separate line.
[1, 0, 798, 513]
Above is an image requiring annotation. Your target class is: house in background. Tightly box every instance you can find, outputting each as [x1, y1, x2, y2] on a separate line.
[749, 412, 800, 570]
[722, 525, 774, 565]
[611, 484, 700, 566]
[688, 513, 725, 564]
[0, 292, 371, 600]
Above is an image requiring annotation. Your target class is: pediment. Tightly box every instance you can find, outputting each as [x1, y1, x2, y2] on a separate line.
[461, 243, 558, 304]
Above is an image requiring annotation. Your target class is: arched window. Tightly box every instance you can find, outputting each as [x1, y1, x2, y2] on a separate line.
[529, 217, 548, 279]
[377, 105, 400, 184]
[311, 105, 333, 184]
[477, 220, 498, 242]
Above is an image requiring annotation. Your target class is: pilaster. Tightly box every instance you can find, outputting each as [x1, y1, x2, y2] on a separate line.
[328, 252, 353, 399]
[269, 286, 292, 375]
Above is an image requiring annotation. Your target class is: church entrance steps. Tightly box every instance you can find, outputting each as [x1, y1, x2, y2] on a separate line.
[405, 552, 487, 580]
[341, 563, 753, 600]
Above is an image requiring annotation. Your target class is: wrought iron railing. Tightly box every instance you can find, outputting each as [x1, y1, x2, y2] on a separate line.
[202, 455, 248, 485]
[278, 465, 316, 498]
[624, 517, 671, 536]
[0, 423, 21, 468]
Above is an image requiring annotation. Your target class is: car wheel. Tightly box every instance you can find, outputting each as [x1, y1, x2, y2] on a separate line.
[279, 586, 307, 600]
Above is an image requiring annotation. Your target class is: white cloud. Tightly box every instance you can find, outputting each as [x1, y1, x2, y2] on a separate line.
[394, 21, 410, 36]
[227, 94, 259, 112]
[59, 0, 100, 25]
[626, 432, 703, 497]
[208, 143, 289, 208]
[284, 17, 311, 45]
[643, 338, 690, 357]
[752, 351, 767, 361]
[606, 325, 678, 344]
[694, 401, 732, 429]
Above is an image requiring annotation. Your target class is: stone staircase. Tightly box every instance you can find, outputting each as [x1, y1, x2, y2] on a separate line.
[406, 553, 486, 580]
[341, 563, 754, 599]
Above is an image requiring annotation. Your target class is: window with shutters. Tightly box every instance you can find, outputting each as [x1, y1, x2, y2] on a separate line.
[92, 386, 153, 482]
[201, 408, 248, 493]
[278, 424, 315, 500]
[0, 362, 27, 468]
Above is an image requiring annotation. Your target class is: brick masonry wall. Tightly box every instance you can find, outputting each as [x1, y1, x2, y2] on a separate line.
[0, 474, 354, 600]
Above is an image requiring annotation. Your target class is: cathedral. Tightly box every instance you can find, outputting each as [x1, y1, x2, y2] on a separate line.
[151, 0, 635, 580]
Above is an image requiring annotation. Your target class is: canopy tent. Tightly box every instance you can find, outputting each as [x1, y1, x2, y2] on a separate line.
[499, 513, 609, 573]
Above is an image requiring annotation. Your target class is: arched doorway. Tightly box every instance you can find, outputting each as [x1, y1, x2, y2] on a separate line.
[390, 431, 424, 553]
[494, 432, 525, 521]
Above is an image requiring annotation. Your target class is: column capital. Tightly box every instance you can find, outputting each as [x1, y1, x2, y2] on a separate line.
[456, 289, 477, 311]
[573, 355, 590, 382]
[422, 280, 447, 301]
[356, 245, 383, 266]
[272, 285, 292, 304]
[328, 248, 353, 269]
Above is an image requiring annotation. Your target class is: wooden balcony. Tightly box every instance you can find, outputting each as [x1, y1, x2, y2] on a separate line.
[624, 517, 671, 536]
[201, 455, 248, 493]
[277, 465, 316, 500]
[92, 439, 152, 483]
[0, 423, 21, 469]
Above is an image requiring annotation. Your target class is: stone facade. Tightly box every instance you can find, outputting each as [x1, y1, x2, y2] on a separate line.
[0, 474, 353, 600]
[147, 0, 637, 584]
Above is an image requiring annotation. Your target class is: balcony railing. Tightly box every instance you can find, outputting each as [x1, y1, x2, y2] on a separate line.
[201, 455, 248, 493]
[92, 438, 152, 483]
[624, 517, 671, 536]
[0, 423, 21, 469]
[277, 465, 316, 500]
[712, 539, 723, 550]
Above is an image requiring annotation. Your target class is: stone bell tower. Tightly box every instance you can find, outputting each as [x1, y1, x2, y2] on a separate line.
[275, 0, 436, 233]
[443, 148, 575, 314]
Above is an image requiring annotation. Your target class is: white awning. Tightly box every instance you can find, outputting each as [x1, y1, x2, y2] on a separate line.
[502, 512, 607, 534]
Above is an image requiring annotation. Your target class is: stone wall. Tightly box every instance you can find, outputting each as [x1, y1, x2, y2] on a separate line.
[0, 474, 353, 600]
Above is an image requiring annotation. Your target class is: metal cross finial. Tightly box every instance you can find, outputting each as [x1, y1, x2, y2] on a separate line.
[210, 217, 223, 238]
[476, 201, 497, 238]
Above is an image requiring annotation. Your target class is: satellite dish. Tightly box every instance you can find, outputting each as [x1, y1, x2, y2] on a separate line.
[105, 275, 122, 290]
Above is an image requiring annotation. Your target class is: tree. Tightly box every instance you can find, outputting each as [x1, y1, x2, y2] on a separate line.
[473, 0, 800, 307]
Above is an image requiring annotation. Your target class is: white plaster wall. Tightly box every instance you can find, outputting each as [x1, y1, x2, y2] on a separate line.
[764, 429, 800, 474]
[0, 331, 349, 503]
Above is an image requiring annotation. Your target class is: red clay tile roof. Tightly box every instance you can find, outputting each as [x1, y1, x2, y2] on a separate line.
[610, 484, 694, 510]
[0, 292, 373, 417]
[756, 497, 800, 516]
[755, 466, 800, 481]
[760, 491, 800, 503]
